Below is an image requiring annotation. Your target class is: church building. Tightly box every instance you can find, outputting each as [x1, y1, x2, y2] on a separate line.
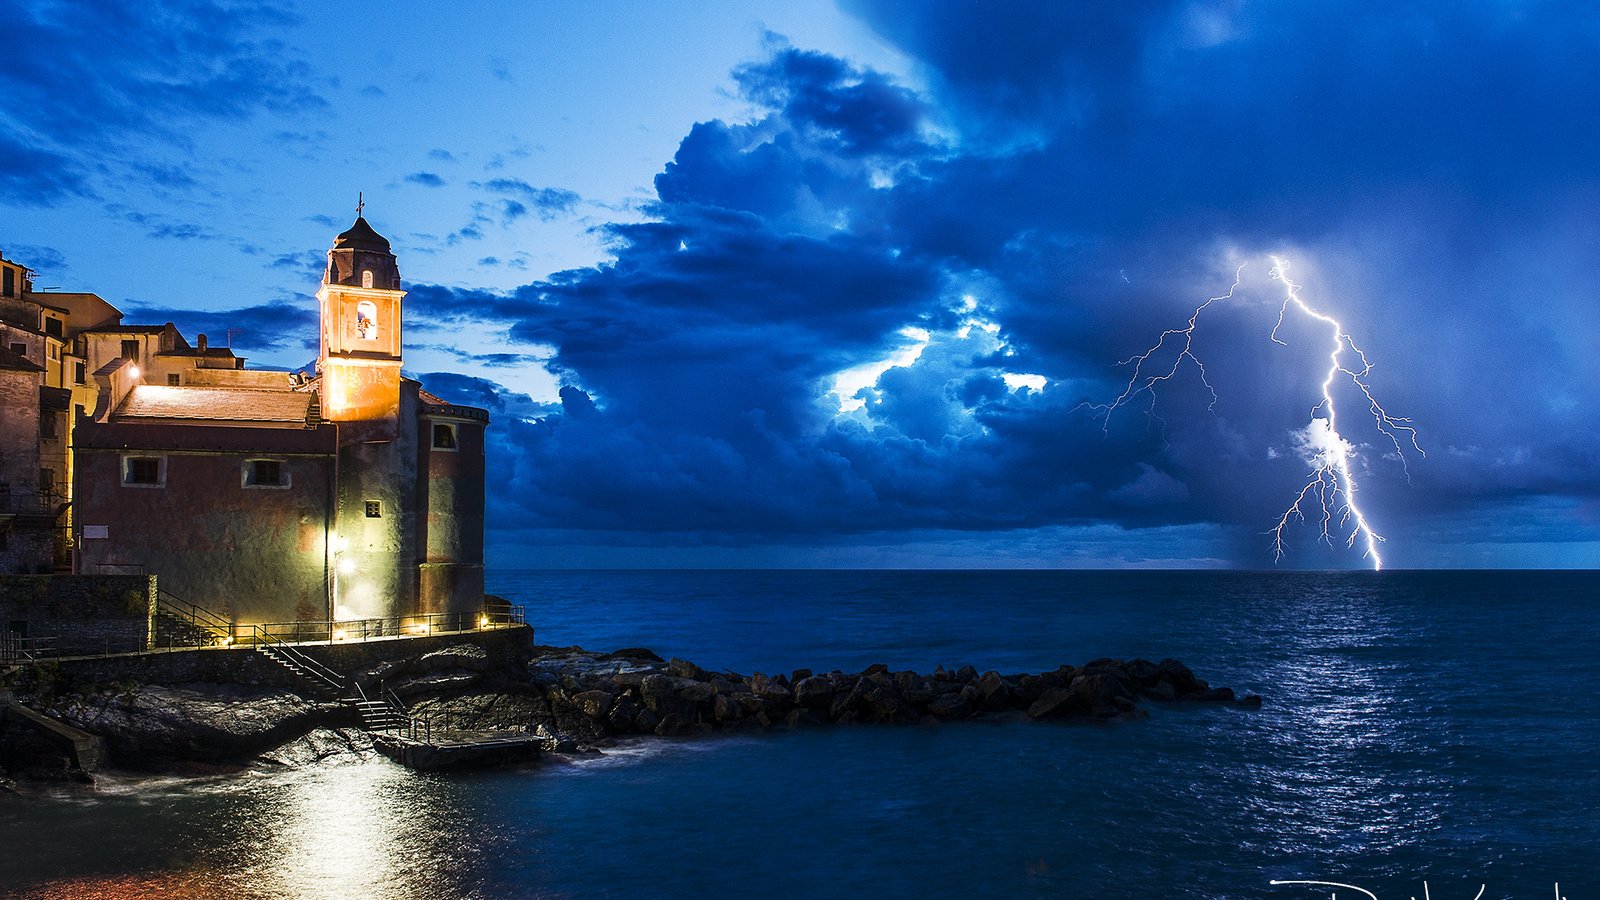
[59, 215, 489, 627]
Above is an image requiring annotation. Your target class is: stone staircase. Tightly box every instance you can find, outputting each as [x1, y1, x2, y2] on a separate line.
[150, 593, 431, 739]
[150, 611, 222, 649]
[254, 640, 413, 734]
[350, 692, 412, 732]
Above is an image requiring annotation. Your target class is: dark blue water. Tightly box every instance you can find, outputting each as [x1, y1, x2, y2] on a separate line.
[2, 570, 1596, 899]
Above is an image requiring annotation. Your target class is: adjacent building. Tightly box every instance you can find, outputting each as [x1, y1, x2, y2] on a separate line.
[0, 216, 488, 629]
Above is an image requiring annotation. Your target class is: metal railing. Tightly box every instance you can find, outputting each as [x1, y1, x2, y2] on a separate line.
[225, 607, 526, 647]
[155, 589, 234, 646]
[0, 634, 57, 662]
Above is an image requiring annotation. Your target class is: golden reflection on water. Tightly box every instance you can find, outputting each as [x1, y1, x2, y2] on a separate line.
[23, 760, 474, 900]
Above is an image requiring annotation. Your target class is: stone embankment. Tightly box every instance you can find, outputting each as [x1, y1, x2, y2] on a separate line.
[0, 637, 1261, 787]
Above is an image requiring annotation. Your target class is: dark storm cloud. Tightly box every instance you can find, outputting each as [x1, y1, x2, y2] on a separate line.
[420, 8, 1597, 562]
[0, 0, 324, 204]
[123, 298, 318, 353]
[412, 372, 550, 421]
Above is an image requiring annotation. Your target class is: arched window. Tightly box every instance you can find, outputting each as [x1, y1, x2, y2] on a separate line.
[355, 300, 379, 340]
[361, 269, 374, 288]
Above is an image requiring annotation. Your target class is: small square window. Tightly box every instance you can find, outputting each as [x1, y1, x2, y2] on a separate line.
[124, 457, 162, 485]
[432, 423, 457, 449]
[44, 318, 63, 338]
[8, 342, 24, 359]
[121, 339, 139, 360]
[167, 373, 180, 386]
[365, 500, 381, 518]
[247, 459, 284, 487]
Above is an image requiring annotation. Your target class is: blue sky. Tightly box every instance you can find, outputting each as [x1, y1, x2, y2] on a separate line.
[3, 0, 1597, 568]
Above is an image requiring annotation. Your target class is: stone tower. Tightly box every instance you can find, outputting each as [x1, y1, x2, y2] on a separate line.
[318, 215, 405, 437]
[317, 214, 419, 620]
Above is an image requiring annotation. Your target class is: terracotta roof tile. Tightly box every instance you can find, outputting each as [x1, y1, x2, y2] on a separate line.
[113, 385, 313, 424]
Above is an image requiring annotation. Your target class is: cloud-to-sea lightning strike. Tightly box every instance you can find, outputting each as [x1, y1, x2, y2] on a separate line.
[1092, 258, 1422, 570]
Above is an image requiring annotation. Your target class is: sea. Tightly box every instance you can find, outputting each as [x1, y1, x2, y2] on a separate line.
[1, 569, 1596, 899]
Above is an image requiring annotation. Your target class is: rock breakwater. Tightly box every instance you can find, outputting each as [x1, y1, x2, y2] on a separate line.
[501, 648, 1260, 746]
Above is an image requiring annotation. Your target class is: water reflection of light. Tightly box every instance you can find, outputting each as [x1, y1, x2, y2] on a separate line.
[227, 762, 464, 899]
[1246, 580, 1446, 858]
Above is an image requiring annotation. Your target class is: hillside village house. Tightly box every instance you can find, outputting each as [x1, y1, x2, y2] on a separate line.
[0, 216, 488, 635]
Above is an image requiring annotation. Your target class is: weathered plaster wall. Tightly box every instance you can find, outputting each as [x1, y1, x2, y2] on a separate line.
[75, 449, 333, 624]
[417, 417, 486, 615]
[334, 386, 419, 619]
[0, 369, 52, 574]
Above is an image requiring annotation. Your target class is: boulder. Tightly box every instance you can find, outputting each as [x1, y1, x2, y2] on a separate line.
[1026, 687, 1083, 720]
[572, 690, 613, 720]
[667, 658, 710, 681]
[792, 677, 834, 711]
[417, 644, 491, 672]
[1157, 659, 1203, 695]
[926, 691, 974, 720]
[976, 671, 1012, 711]
[608, 694, 641, 733]
[1067, 672, 1135, 717]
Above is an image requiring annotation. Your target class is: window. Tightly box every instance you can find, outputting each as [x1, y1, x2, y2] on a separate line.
[8, 342, 24, 359]
[361, 269, 374, 288]
[355, 301, 379, 340]
[365, 500, 381, 518]
[123, 456, 163, 486]
[121, 339, 139, 361]
[38, 468, 53, 493]
[74, 362, 85, 385]
[44, 318, 63, 338]
[40, 412, 56, 439]
[2, 267, 12, 297]
[47, 344, 57, 360]
[244, 459, 286, 488]
[431, 422, 457, 450]
[167, 373, 180, 386]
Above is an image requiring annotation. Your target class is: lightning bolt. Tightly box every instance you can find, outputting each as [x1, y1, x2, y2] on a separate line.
[1093, 257, 1422, 570]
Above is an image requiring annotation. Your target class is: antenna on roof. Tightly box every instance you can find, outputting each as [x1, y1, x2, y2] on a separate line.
[226, 328, 243, 349]
[356, 191, 365, 218]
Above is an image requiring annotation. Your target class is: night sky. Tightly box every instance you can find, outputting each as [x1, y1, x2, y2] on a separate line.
[4, 1, 1597, 569]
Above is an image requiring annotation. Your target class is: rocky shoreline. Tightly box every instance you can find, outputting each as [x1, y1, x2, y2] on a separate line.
[1, 639, 1260, 789]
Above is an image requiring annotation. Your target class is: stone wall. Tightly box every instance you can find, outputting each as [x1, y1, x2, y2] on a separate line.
[0, 574, 155, 655]
[3, 623, 533, 696]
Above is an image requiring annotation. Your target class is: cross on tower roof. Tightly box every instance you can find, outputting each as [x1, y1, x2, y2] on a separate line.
[356, 191, 365, 217]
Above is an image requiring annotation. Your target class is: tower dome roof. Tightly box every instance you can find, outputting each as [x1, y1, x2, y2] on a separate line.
[332, 216, 392, 253]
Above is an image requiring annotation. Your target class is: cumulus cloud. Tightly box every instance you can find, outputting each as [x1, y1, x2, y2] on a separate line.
[402, 10, 1600, 565]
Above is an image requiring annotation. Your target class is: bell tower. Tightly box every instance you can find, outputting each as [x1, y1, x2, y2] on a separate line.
[317, 208, 405, 438]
